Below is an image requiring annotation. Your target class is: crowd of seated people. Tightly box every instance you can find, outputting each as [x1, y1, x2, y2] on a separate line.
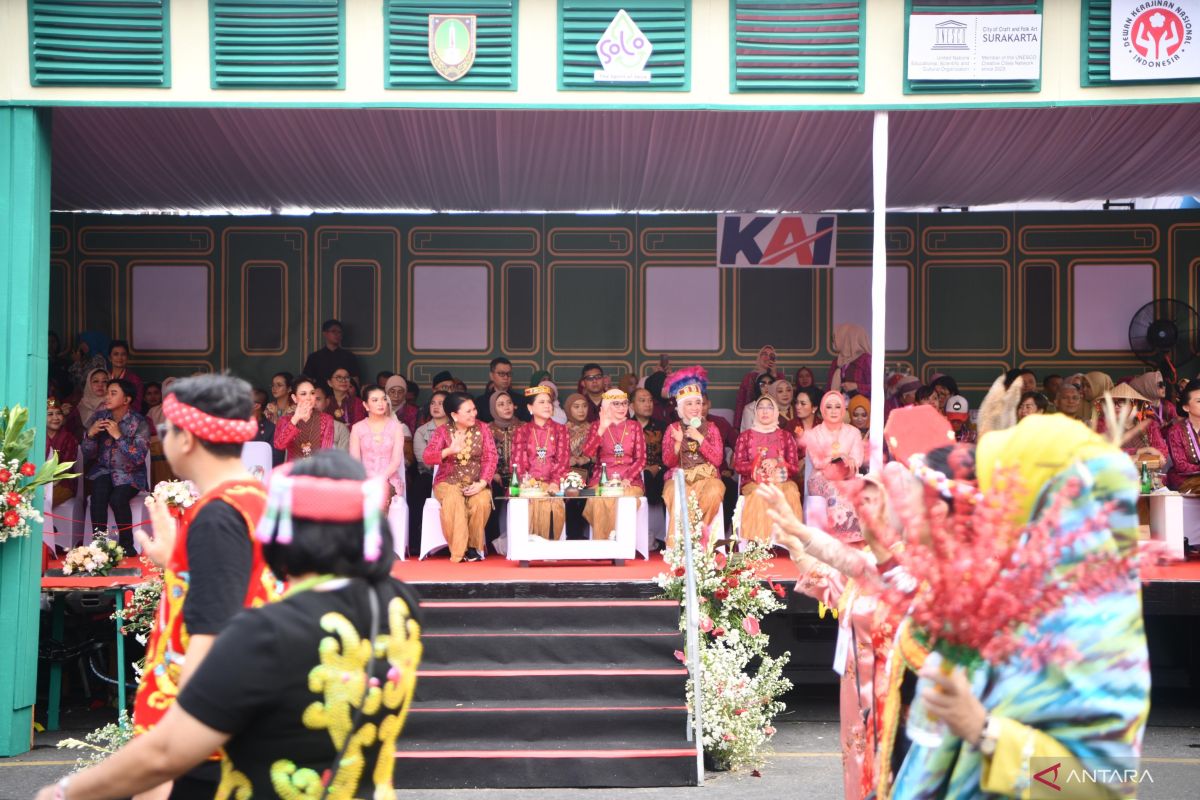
[44, 317, 1200, 559]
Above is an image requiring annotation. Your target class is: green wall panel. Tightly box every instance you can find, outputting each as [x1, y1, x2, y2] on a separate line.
[551, 264, 630, 352]
[925, 263, 1007, 353]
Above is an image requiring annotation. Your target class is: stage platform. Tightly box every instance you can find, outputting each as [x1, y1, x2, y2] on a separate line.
[392, 552, 1200, 609]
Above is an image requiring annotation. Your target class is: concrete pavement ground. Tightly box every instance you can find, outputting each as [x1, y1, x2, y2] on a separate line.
[1, 690, 1197, 799]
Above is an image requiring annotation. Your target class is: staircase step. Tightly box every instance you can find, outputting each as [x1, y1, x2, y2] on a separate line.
[404, 702, 689, 743]
[413, 667, 687, 704]
[419, 599, 681, 633]
[391, 747, 698, 789]
[421, 630, 684, 668]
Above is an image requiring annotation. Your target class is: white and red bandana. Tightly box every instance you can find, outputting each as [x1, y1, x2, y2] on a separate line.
[163, 394, 258, 444]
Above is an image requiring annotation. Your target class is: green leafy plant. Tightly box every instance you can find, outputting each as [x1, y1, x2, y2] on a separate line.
[56, 711, 133, 771]
[0, 405, 78, 543]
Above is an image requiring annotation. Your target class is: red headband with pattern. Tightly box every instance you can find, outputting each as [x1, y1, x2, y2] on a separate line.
[163, 394, 258, 443]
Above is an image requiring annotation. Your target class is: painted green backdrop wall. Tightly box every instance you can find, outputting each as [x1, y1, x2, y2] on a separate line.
[47, 210, 1200, 406]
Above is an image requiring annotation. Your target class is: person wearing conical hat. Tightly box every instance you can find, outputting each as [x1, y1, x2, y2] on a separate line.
[662, 367, 725, 547]
[513, 385, 571, 539]
[1095, 382, 1168, 469]
[581, 388, 646, 540]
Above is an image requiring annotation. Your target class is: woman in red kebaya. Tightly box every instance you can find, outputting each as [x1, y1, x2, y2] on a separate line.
[513, 386, 571, 539]
[582, 389, 645, 540]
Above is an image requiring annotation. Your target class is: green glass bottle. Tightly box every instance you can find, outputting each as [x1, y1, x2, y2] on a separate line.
[1140, 461, 1152, 494]
[600, 462, 609, 492]
[509, 463, 520, 497]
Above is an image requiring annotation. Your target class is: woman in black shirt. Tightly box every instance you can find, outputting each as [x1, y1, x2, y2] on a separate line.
[37, 450, 422, 800]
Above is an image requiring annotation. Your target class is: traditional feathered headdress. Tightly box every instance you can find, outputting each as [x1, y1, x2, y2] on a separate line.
[667, 366, 708, 399]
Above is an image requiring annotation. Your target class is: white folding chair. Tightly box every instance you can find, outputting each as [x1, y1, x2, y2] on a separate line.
[43, 474, 85, 553]
[83, 452, 152, 552]
[419, 466, 448, 559]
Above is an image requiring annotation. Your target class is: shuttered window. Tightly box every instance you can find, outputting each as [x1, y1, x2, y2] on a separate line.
[28, 0, 170, 87]
[210, 0, 344, 89]
[730, 0, 865, 92]
[385, 0, 517, 89]
[558, 0, 690, 91]
[904, 0, 1042, 94]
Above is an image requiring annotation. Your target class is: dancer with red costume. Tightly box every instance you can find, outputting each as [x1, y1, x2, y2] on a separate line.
[128, 375, 283, 800]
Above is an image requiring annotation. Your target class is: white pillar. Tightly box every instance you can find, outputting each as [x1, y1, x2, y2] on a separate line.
[869, 111, 888, 474]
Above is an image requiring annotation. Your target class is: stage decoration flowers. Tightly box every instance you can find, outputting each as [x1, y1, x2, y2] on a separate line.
[151, 479, 199, 511]
[657, 493, 791, 772]
[0, 405, 77, 544]
[57, 711, 134, 772]
[561, 471, 585, 492]
[877, 459, 1138, 670]
[61, 535, 125, 577]
[114, 563, 164, 643]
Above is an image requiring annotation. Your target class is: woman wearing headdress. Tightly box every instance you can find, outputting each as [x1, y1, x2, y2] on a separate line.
[582, 389, 646, 540]
[488, 390, 524, 497]
[1128, 369, 1177, 429]
[37, 449, 424, 800]
[733, 395, 801, 544]
[769, 378, 796, 429]
[386, 374, 420, 434]
[44, 397, 79, 513]
[734, 346, 784, 430]
[662, 367, 725, 546]
[539, 379, 568, 424]
[805, 391, 865, 542]
[828, 324, 872, 398]
[513, 385, 571, 539]
[564, 392, 593, 484]
[273, 375, 336, 462]
[1094, 383, 1168, 469]
[886, 414, 1149, 800]
[423, 392, 497, 562]
[66, 366, 109, 442]
[1081, 370, 1114, 428]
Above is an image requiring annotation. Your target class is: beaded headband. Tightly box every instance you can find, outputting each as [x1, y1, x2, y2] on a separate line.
[601, 388, 628, 402]
[163, 394, 258, 444]
[256, 463, 386, 562]
[47, 397, 62, 410]
[524, 385, 552, 398]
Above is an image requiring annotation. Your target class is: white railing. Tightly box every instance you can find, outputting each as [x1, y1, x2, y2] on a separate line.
[674, 467, 705, 786]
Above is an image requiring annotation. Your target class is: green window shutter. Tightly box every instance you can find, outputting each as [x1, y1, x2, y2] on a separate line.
[1080, 0, 1199, 87]
[904, 0, 1042, 94]
[558, 0, 690, 91]
[385, 0, 517, 90]
[28, 0, 170, 87]
[730, 0, 865, 92]
[210, 0, 344, 89]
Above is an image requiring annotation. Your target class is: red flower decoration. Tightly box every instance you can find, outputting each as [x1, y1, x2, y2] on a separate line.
[771, 582, 787, 598]
[673, 649, 686, 663]
[673, 566, 686, 577]
[0, 470, 11, 484]
[713, 551, 727, 570]
[713, 588, 729, 601]
[5, 492, 20, 508]
[713, 627, 725, 637]
[726, 575, 740, 589]
[3, 510, 19, 527]
[742, 616, 761, 636]
[749, 587, 760, 598]
[19, 462, 35, 477]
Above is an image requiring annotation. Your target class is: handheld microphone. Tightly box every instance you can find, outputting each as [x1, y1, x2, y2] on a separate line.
[687, 417, 702, 429]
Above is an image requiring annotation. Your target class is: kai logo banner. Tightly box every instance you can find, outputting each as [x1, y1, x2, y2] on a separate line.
[717, 214, 838, 268]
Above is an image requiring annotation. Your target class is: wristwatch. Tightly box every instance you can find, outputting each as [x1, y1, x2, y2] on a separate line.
[978, 714, 1002, 757]
[53, 776, 71, 800]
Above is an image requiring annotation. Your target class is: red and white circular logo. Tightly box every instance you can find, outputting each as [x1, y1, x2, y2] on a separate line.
[1121, 3, 1193, 67]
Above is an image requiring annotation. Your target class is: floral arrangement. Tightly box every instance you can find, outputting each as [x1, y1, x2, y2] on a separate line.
[878, 461, 1137, 668]
[0, 405, 77, 543]
[561, 472, 585, 491]
[657, 494, 792, 772]
[61, 535, 125, 576]
[114, 563, 163, 643]
[57, 711, 133, 771]
[151, 479, 199, 510]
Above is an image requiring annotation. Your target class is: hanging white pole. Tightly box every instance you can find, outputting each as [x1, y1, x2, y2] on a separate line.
[869, 111, 889, 474]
